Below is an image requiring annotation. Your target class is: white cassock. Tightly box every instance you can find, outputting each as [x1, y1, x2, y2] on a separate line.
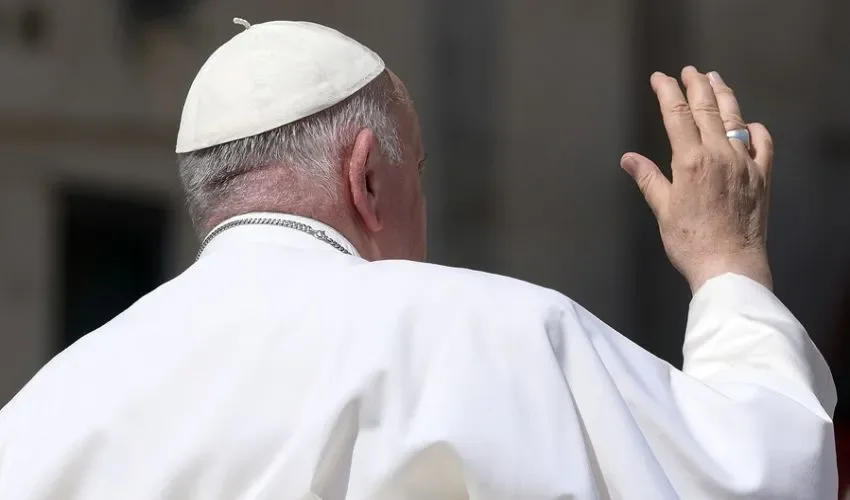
[0, 213, 838, 499]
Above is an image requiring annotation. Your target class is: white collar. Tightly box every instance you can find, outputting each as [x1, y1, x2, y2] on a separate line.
[197, 212, 361, 259]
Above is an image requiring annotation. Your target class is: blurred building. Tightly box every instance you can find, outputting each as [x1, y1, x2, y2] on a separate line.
[0, 0, 847, 440]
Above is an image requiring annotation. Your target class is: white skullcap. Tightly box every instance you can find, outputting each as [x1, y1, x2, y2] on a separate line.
[175, 19, 386, 153]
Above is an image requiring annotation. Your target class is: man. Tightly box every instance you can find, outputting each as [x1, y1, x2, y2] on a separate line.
[0, 19, 837, 499]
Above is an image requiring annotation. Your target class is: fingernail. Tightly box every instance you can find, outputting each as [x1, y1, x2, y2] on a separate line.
[621, 155, 637, 175]
[708, 71, 725, 87]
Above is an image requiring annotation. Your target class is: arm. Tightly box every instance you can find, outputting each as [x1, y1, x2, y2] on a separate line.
[684, 273, 835, 419]
[611, 67, 838, 497]
[547, 274, 836, 499]
[676, 273, 836, 497]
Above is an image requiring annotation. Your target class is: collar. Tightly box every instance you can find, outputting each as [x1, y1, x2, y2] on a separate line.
[197, 212, 362, 260]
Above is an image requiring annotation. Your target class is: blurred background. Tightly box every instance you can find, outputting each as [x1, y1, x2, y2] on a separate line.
[0, 0, 847, 493]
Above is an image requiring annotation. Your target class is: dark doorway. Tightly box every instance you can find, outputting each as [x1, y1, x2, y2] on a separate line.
[57, 189, 168, 351]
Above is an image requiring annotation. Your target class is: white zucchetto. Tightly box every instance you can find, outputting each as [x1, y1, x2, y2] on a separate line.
[176, 19, 385, 153]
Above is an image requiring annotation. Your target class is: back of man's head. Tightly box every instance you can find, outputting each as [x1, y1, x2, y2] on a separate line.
[177, 71, 403, 234]
[175, 20, 428, 262]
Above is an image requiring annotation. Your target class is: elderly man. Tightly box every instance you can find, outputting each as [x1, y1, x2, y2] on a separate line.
[0, 19, 837, 499]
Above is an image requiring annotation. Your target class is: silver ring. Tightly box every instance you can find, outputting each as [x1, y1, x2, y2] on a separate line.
[726, 128, 751, 149]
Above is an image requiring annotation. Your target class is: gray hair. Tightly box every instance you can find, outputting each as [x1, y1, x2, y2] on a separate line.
[177, 71, 404, 231]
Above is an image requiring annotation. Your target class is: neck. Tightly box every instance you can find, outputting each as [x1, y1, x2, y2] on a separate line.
[312, 209, 378, 260]
[206, 209, 376, 260]
[202, 169, 378, 259]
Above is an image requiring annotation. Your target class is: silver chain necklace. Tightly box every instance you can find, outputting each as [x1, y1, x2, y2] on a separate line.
[196, 216, 352, 260]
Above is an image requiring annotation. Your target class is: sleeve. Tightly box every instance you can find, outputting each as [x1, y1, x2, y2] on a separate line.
[552, 273, 838, 499]
[683, 273, 836, 417]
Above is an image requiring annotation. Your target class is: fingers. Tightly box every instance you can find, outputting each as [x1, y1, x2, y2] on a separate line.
[680, 66, 727, 141]
[748, 122, 774, 172]
[621, 153, 671, 218]
[642, 66, 770, 185]
[707, 71, 750, 156]
[651, 72, 701, 152]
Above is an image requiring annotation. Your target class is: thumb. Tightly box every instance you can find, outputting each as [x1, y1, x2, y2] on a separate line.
[621, 153, 670, 217]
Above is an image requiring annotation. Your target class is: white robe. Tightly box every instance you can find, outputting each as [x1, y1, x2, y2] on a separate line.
[0, 213, 838, 499]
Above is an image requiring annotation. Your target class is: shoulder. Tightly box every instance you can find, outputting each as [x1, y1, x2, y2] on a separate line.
[349, 259, 574, 319]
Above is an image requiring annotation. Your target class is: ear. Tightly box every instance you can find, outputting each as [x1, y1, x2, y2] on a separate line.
[348, 128, 383, 233]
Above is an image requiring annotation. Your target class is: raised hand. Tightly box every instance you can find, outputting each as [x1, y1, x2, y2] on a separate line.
[622, 66, 774, 293]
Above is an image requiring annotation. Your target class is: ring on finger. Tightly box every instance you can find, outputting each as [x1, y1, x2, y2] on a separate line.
[726, 128, 751, 150]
